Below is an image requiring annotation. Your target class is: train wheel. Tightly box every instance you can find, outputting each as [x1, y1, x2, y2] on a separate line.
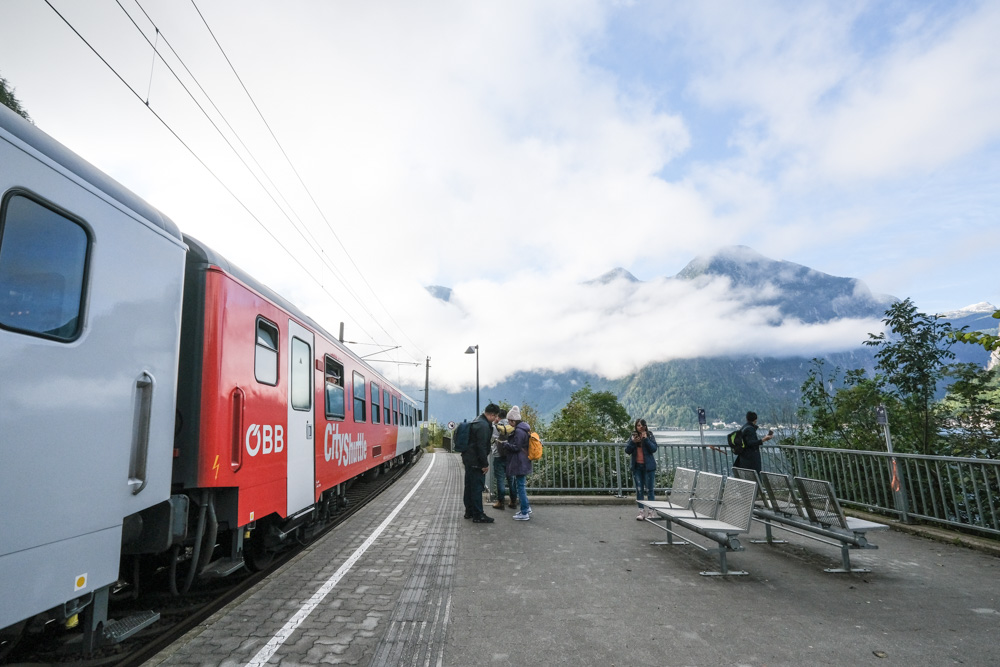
[0, 620, 27, 662]
[244, 527, 274, 572]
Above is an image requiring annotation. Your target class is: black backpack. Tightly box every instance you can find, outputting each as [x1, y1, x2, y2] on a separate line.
[454, 420, 471, 453]
[727, 428, 747, 456]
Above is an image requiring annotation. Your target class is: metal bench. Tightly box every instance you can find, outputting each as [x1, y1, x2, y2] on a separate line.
[647, 466, 698, 510]
[640, 474, 758, 576]
[732, 468, 889, 573]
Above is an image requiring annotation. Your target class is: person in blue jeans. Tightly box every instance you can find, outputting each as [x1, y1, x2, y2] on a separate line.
[491, 410, 517, 510]
[503, 405, 533, 521]
[625, 418, 657, 520]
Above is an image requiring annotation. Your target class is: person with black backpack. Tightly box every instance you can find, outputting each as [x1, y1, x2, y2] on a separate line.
[463, 403, 500, 523]
[733, 411, 773, 474]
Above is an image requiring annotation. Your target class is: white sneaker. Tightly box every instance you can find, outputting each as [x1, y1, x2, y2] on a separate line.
[513, 512, 530, 521]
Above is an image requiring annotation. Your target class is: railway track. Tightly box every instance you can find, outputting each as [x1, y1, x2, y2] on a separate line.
[1, 451, 421, 667]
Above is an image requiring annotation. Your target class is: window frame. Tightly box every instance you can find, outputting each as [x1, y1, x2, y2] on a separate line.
[290, 336, 312, 411]
[352, 371, 367, 423]
[0, 190, 91, 342]
[324, 356, 345, 420]
[254, 317, 279, 386]
[371, 381, 381, 424]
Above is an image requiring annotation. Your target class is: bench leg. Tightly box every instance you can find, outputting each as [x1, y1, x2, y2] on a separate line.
[700, 545, 748, 577]
[650, 518, 692, 547]
[750, 519, 788, 545]
[823, 543, 872, 574]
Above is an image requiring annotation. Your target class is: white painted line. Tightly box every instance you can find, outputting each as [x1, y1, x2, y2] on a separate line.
[245, 454, 438, 667]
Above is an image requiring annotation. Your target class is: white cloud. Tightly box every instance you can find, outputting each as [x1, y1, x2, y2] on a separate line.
[2, 0, 996, 394]
[394, 269, 885, 393]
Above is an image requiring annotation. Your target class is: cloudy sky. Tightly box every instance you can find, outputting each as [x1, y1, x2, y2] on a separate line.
[3, 1, 998, 393]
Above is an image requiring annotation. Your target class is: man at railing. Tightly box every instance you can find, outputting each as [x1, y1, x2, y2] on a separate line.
[734, 411, 773, 474]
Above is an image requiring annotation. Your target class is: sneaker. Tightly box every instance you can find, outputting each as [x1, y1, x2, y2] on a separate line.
[636, 511, 644, 520]
[527, 506, 532, 514]
[512, 512, 530, 521]
[464, 512, 473, 520]
[472, 514, 495, 523]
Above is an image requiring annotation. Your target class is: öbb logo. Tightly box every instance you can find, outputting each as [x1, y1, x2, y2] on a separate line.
[245, 424, 284, 456]
[325, 423, 366, 466]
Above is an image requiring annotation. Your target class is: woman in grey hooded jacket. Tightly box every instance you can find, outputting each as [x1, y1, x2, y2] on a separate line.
[502, 405, 533, 520]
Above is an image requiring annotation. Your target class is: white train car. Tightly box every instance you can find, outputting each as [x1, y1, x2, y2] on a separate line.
[0, 104, 186, 646]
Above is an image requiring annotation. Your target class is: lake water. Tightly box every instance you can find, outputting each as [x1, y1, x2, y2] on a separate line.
[652, 430, 730, 446]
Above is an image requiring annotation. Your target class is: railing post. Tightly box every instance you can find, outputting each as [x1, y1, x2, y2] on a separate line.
[615, 445, 623, 497]
[890, 457, 912, 523]
[877, 405, 913, 524]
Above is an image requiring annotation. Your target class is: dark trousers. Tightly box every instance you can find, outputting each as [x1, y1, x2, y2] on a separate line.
[464, 464, 486, 517]
[734, 447, 762, 474]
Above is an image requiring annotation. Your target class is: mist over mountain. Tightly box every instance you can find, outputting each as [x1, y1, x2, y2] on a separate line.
[675, 245, 896, 323]
[418, 247, 995, 428]
[582, 267, 639, 286]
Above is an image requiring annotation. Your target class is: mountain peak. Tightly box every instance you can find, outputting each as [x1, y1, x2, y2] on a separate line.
[583, 267, 639, 286]
[675, 245, 895, 323]
[939, 302, 996, 318]
[425, 285, 453, 302]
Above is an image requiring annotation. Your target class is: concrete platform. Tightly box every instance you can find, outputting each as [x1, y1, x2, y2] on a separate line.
[147, 452, 1000, 666]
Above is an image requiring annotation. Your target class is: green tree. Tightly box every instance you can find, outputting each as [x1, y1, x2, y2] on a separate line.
[1, 73, 32, 122]
[938, 364, 1000, 458]
[952, 309, 1000, 352]
[796, 359, 886, 450]
[546, 385, 631, 442]
[864, 298, 956, 454]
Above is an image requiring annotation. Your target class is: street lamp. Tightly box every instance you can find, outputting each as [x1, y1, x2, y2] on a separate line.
[465, 345, 479, 416]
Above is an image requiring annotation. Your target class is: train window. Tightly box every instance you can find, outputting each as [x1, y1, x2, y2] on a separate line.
[324, 357, 345, 420]
[0, 193, 89, 341]
[371, 382, 381, 424]
[290, 337, 311, 410]
[383, 389, 391, 424]
[392, 395, 399, 425]
[255, 318, 279, 385]
[353, 371, 366, 422]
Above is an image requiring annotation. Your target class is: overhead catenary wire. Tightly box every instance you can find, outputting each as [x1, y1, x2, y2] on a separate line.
[42, 0, 354, 330]
[188, 0, 425, 360]
[116, 0, 385, 345]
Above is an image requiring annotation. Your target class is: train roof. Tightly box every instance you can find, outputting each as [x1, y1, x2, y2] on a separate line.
[183, 234, 415, 401]
[0, 104, 183, 242]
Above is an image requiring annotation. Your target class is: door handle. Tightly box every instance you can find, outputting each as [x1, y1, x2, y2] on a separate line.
[128, 372, 154, 494]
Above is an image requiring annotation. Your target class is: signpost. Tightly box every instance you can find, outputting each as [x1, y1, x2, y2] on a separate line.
[877, 404, 911, 523]
[697, 408, 708, 470]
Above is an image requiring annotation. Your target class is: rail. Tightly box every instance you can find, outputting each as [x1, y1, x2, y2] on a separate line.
[520, 441, 1000, 538]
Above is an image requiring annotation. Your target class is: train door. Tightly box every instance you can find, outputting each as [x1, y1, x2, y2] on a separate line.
[287, 320, 315, 515]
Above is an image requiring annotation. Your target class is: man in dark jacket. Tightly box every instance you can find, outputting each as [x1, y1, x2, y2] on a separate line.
[734, 411, 773, 474]
[463, 403, 500, 523]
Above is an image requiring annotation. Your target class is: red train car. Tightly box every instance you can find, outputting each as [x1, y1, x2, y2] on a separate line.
[173, 236, 419, 572]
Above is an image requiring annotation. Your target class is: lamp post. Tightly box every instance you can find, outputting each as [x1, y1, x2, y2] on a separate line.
[465, 345, 479, 416]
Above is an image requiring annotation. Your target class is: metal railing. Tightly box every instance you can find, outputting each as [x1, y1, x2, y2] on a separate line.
[517, 441, 1000, 538]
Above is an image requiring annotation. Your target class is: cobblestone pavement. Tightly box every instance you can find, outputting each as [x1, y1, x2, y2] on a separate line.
[147, 453, 460, 666]
[148, 453, 1000, 666]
